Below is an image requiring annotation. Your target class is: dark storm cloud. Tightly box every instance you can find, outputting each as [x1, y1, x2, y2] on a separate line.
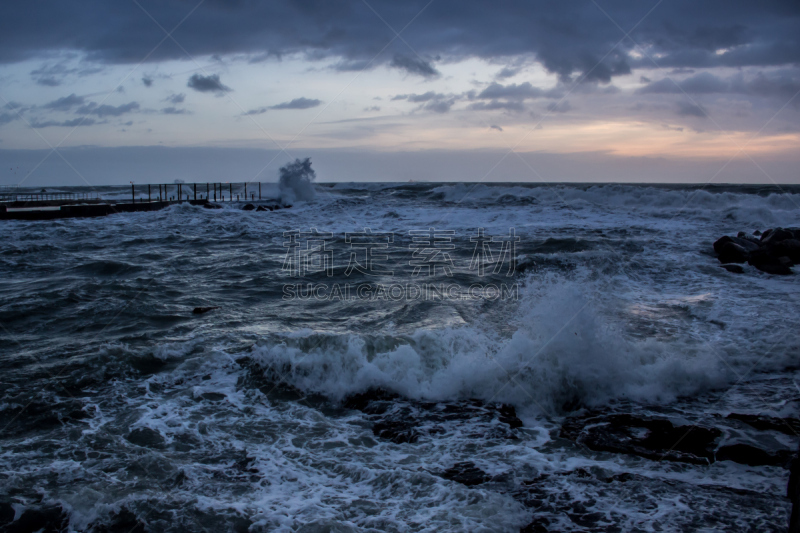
[546, 101, 572, 113]
[270, 97, 322, 110]
[495, 67, 520, 79]
[0, 113, 18, 126]
[36, 76, 61, 87]
[31, 117, 97, 128]
[393, 92, 456, 112]
[166, 93, 186, 104]
[468, 100, 525, 113]
[1, 1, 798, 84]
[30, 61, 104, 86]
[676, 101, 707, 118]
[638, 71, 800, 100]
[244, 97, 322, 115]
[390, 55, 439, 77]
[422, 98, 454, 113]
[187, 74, 231, 93]
[161, 106, 190, 114]
[142, 76, 153, 87]
[76, 102, 140, 117]
[392, 91, 443, 102]
[477, 82, 561, 100]
[43, 93, 85, 110]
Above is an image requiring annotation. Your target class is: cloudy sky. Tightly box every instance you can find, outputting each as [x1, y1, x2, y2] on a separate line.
[0, 0, 798, 185]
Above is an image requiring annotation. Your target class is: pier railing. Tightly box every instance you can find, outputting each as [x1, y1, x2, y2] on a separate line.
[0, 182, 269, 205]
[0, 192, 98, 203]
[132, 182, 267, 203]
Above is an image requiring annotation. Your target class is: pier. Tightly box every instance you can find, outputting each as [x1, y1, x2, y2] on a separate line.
[0, 182, 275, 220]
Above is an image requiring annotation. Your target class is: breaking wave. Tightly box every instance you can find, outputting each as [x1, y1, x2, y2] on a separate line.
[250, 273, 732, 413]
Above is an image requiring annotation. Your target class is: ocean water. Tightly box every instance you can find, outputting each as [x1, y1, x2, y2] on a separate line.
[1, 182, 799, 532]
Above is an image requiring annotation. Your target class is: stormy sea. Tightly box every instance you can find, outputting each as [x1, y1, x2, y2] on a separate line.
[1, 181, 799, 532]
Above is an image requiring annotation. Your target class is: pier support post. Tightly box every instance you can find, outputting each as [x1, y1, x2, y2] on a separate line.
[207, 183, 210, 201]
[148, 184, 151, 202]
[131, 184, 135, 203]
[259, 182, 261, 200]
[229, 183, 232, 201]
[194, 183, 197, 201]
[244, 182, 247, 199]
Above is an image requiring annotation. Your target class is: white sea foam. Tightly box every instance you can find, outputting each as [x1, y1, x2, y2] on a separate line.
[250, 273, 735, 413]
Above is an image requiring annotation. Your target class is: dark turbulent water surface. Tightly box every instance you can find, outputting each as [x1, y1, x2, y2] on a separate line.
[1, 182, 799, 532]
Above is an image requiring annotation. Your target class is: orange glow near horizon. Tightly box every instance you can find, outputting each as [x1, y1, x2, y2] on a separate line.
[287, 118, 800, 161]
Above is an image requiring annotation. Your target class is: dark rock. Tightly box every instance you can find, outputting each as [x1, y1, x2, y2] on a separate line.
[343, 388, 522, 444]
[193, 306, 219, 314]
[256, 205, 273, 212]
[372, 419, 421, 444]
[0, 502, 14, 527]
[561, 413, 721, 465]
[714, 235, 759, 259]
[718, 242, 750, 263]
[748, 247, 794, 274]
[200, 392, 226, 402]
[734, 237, 761, 252]
[716, 443, 791, 467]
[91, 508, 146, 533]
[233, 452, 258, 474]
[520, 522, 549, 533]
[343, 388, 400, 413]
[126, 427, 165, 448]
[720, 264, 744, 274]
[736, 232, 762, 247]
[789, 444, 800, 533]
[772, 239, 800, 263]
[5, 506, 68, 533]
[498, 404, 524, 429]
[713, 235, 734, 254]
[752, 260, 793, 275]
[203, 203, 222, 209]
[439, 462, 492, 486]
[762, 227, 794, 245]
[726, 413, 800, 435]
[753, 230, 762, 236]
[241, 203, 256, 211]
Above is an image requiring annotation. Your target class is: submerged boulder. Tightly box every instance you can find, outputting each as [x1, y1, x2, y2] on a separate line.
[439, 462, 493, 486]
[720, 264, 744, 274]
[241, 203, 256, 211]
[716, 443, 791, 467]
[562, 411, 796, 468]
[126, 427, 165, 448]
[561, 412, 720, 464]
[193, 306, 219, 314]
[343, 388, 523, 445]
